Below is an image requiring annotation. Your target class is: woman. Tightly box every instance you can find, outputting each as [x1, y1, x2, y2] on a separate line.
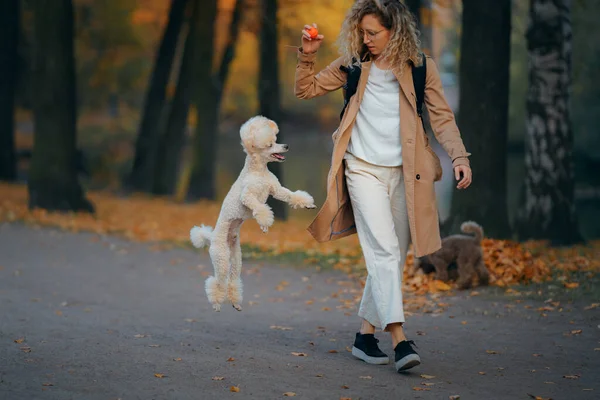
[295, 0, 472, 372]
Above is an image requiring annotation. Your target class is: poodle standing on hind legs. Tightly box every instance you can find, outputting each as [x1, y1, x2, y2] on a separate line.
[190, 116, 316, 312]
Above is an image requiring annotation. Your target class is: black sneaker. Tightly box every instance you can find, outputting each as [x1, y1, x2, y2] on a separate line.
[351, 333, 390, 365]
[394, 340, 421, 372]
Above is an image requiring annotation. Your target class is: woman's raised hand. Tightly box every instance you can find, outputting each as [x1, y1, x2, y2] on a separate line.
[301, 23, 324, 54]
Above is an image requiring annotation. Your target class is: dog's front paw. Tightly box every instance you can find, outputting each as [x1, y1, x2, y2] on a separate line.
[254, 206, 274, 233]
[290, 190, 316, 209]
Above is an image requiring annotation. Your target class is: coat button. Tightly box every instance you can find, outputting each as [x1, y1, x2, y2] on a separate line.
[416, 174, 420, 180]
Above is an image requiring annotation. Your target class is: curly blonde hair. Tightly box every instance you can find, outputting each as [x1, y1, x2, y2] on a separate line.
[336, 0, 422, 74]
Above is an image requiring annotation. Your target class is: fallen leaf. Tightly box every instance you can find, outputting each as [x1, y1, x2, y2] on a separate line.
[584, 303, 599, 310]
[420, 374, 435, 379]
[270, 325, 293, 331]
[449, 396, 461, 400]
[227, 357, 236, 362]
[154, 373, 166, 378]
[341, 385, 349, 389]
[20, 346, 31, 353]
[486, 350, 499, 354]
[340, 398, 352, 400]
[315, 374, 324, 378]
[173, 358, 182, 361]
[42, 383, 54, 387]
[328, 350, 338, 354]
[230, 386, 240, 392]
[413, 387, 430, 391]
[55, 310, 63, 316]
[563, 282, 579, 289]
[422, 382, 435, 386]
[184, 318, 197, 323]
[433, 280, 452, 291]
[359, 376, 372, 380]
[563, 374, 580, 379]
[134, 334, 147, 338]
[212, 376, 225, 381]
[283, 392, 296, 397]
[291, 352, 307, 357]
[527, 394, 551, 400]
[461, 321, 468, 325]
[533, 353, 542, 357]
[570, 329, 582, 335]
[478, 372, 486, 375]
[14, 338, 24, 344]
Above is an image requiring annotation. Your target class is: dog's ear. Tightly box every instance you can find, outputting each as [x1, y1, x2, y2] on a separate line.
[268, 120, 278, 133]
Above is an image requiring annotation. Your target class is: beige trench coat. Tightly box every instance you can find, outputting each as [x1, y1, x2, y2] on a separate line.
[295, 50, 471, 257]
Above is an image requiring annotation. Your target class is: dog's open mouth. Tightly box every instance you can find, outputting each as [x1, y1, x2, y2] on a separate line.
[271, 153, 286, 161]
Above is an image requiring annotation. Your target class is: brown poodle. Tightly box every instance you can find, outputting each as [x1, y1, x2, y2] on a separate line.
[415, 221, 489, 290]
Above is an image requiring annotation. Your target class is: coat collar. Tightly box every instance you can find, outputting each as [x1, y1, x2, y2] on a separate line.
[392, 64, 416, 109]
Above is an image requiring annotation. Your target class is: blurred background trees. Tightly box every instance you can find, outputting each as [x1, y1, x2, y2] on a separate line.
[1, 0, 598, 240]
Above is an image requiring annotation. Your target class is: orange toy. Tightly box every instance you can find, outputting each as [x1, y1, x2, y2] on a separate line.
[306, 26, 318, 39]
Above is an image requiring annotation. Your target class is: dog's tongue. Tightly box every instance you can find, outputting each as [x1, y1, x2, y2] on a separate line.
[273, 153, 285, 160]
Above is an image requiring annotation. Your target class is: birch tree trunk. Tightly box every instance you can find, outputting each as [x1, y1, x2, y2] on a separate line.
[516, 0, 581, 244]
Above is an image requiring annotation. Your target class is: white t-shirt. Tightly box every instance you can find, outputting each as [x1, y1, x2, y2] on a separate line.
[346, 63, 402, 167]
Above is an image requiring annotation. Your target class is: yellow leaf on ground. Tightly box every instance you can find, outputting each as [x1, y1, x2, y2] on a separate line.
[291, 352, 307, 357]
[212, 376, 225, 381]
[154, 373, 165, 378]
[230, 386, 240, 392]
[283, 392, 296, 397]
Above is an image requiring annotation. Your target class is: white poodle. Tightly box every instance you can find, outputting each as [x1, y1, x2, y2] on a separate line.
[190, 115, 316, 312]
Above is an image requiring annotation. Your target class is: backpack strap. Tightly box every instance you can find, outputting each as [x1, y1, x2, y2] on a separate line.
[339, 58, 361, 120]
[412, 53, 426, 118]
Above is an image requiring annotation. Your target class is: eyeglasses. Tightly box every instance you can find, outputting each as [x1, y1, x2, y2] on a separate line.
[358, 28, 385, 41]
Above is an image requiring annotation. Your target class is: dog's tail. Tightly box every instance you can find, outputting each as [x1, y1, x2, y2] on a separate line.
[461, 221, 484, 242]
[190, 225, 214, 248]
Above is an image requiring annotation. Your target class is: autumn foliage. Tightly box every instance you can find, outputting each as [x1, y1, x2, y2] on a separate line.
[1, 183, 598, 294]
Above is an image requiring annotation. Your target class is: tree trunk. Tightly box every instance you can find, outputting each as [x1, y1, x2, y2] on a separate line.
[443, 0, 511, 238]
[405, 0, 432, 56]
[187, 0, 219, 200]
[128, 0, 188, 192]
[515, 0, 581, 245]
[0, 0, 19, 182]
[28, 0, 93, 213]
[259, 0, 286, 220]
[215, 0, 243, 109]
[155, 0, 243, 196]
[152, 1, 199, 196]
